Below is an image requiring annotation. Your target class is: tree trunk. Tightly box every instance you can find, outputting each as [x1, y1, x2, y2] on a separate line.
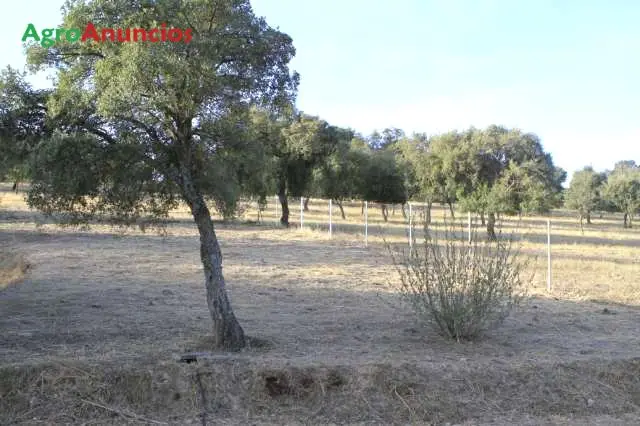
[12, 181, 18, 192]
[586, 212, 591, 224]
[486, 212, 497, 241]
[335, 200, 346, 219]
[623, 213, 628, 228]
[277, 181, 289, 227]
[579, 214, 584, 234]
[361, 200, 365, 216]
[401, 202, 407, 219]
[257, 195, 266, 223]
[179, 168, 245, 350]
[381, 204, 388, 222]
[303, 197, 310, 212]
[448, 201, 455, 219]
[480, 211, 485, 226]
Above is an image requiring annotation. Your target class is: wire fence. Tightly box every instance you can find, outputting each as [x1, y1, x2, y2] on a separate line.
[245, 196, 558, 291]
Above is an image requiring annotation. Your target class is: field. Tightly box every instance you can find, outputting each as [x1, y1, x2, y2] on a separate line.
[1, 184, 639, 425]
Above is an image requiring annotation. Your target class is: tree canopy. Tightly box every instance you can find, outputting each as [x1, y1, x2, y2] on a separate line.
[0, 66, 50, 189]
[602, 161, 640, 228]
[565, 166, 606, 227]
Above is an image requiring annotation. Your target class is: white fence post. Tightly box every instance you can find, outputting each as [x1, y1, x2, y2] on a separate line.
[364, 201, 368, 247]
[300, 198, 304, 230]
[547, 218, 552, 291]
[468, 211, 472, 243]
[329, 199, 332, 238]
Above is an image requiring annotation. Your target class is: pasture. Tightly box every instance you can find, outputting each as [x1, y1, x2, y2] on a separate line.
[1, 184, 639, 425]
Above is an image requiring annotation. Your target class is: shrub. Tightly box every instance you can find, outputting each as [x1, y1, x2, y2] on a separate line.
[388, 219, 530, 341]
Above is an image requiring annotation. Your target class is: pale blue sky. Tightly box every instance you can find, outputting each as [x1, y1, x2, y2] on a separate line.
[3, 1, 639, 181]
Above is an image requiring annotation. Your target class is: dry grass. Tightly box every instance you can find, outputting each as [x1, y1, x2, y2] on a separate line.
[1, 184, 639, 424]
[0, 244, 30, 290]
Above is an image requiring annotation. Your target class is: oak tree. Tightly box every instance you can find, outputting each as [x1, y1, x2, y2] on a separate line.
[24, 0, 299, 349]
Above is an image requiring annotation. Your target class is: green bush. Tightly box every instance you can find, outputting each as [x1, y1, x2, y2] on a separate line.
[388, 219, 530, 341]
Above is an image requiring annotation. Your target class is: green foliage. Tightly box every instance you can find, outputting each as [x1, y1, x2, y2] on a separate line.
[361, 150, 407, 204]
[396, 135, 446, 205]
[602, 161, 640, 227]
[426, 126, 564, 238]
[310, 133, 368, 203]
[565, 167, 606, 223]
[27, 132, 179, 227]
[0, 66, 50, 181]
[249, 107, 340, 224]
[23, 0, 298, 228]
[388, 220, 529, 341]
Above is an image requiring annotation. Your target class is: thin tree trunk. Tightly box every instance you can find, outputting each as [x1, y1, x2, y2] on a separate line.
[425, 200, 432, 225]
[487, 212, 497, 241]
[257, 195, 266, 223]
[381, 204, 388, 222]
[480, 211, 485, 226]
[361, 200, 365, 216]
[448, 201, 455, 219]
[401, 202, 407, 219]
[579, 214, 584, 234]
[179, 168, 245, 350]
[303, 197, 310, 212]
[12, 181, 18, 192]
[277, 181, 289, 227]
[335, 199, 346, 219]
[623, 213, 628, 228]
[586, 212, 591, 224]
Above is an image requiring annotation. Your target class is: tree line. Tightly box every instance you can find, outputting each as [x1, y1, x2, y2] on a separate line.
[1, 0, 638, 350]
[2, 65, 640, 238]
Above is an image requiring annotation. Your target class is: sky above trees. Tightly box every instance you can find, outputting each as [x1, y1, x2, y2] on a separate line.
[2, 0, 639, 183]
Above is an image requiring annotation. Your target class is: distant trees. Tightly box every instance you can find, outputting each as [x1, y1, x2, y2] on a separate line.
[249, 107, 340, 226]
[602, 161, 640, 228]
[565, 167, 606, 228]
[421, 126, 565, 240]
[309, 132, 366, 219]
[563, 161, 639, 229]
[360, 149, 408, 221]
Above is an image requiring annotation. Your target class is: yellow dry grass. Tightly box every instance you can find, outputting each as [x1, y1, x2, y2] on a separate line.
[0, 248, 29, 290]
[1, 184, 639, 424]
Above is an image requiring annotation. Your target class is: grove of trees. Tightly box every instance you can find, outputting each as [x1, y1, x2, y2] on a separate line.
[1, 0, 639, 349]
